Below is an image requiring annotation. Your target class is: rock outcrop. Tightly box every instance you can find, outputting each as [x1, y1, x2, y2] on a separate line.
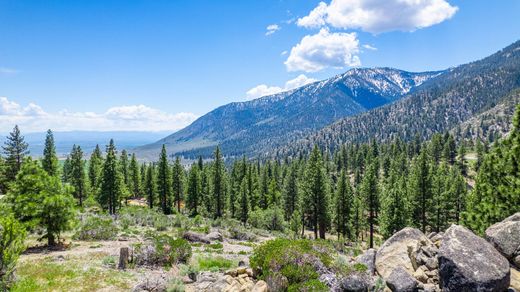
[485, 212, 520, 266]
[385, 266, 418, 292]
[356, 248, 376, 275]
[183, 231, 211, 244]
[375, 227, 429, 279]
[438, 225, 510, 292]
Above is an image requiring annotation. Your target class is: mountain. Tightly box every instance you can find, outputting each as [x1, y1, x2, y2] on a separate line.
[9, 131, 170, 159]
[136, 68, 442, 159]
[274, 40, 520, 158]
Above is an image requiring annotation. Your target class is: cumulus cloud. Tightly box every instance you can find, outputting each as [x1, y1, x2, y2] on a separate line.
[0, 97, 198, 132]
[297, 0, 458, 34]
[246, 74, 317, 100]
[265, 24, 281, 36]
[285, 28, 360, 72]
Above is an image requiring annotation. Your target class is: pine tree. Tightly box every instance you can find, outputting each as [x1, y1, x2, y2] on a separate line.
[442, 134, 456, 165]
[42, 129, 59, 176]
[157, 145, 173, 214]
[186, 164, 201, 216]
[144, 163, 156, 208]
[88, 144, 103, 193]
[283, 163, 299, 221]
[409, 148, 432, 233]
[128, 153, 141, 198]
[380, 157, 409, 239]
[2, 125, 29, 182]
[238, 176, 249, 224]
[361, 161, 379, 248]
[69, 145, 87, 206]
[302, 146, 330, 239]
[99, 140, 123, 214]
[172, 156, 184, 213]
[212, 146, 225, 218]
[334, 170, 353, 240]
[120, 149, 129, 189]
[457, 143, 467, 176]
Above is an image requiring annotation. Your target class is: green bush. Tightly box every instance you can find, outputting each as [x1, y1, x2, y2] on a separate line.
[250, 239, 335, 289]
[119, 206, 170, 231]
[248, 207, 285, 231]
[74, 214, 118, 241]
[165, 278, 185, 292]
[132, 235, 192, 267]
[288, 279, 329, 292]
[196, 256, 234, 272]
[0, 214, 26, 291]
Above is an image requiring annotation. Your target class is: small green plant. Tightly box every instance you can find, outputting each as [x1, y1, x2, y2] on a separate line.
[102, 255, 117, 268]
[353, 263, 368, 273]
[0, 214, 27, 291]
[196, 256, 234, 272]
[165, 278, 185, 292]
[74, 214, 118, 241]
[132, 235, 192, 267]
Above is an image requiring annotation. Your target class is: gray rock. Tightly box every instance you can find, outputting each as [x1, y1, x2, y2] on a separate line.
[356, 248, 376, 275]
[183, 231, 211, 244]
[265, 273, 288, 291]
[375, 227, 430, 279]
[340, 272, 370, 292]
[206, 231, 223, 242]
[485, 212, 520, 263]
[386, 266, 418, 292]
[439, 225, 510, 292]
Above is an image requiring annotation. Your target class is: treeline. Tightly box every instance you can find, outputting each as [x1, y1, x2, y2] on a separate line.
[1, 106, 519, 249]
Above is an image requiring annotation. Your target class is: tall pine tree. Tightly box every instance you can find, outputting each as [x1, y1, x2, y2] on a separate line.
[42, 129, 59, 176]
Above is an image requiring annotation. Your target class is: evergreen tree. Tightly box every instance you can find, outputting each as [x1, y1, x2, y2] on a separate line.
[361, 161, 379, 248]
[42, 129, 59, 176]
[238, 176, 249, 224]
[380, 157, 409, 239]
[99, 140, 123, 214]
[442, 134, 457, 165]
[2, 125, 29, 182]
[283, 163, 299, 221]
[409, 149, 432, 233]
[129, 153, 141, 198]
[457, 143, 467, 176]
[69, 145, 87, 206]
[144, 163, 156, 208]
[334, 170, 353, 240]
[7, 158, 75, 246]
[172, 156, 184, 213]
[212, 146, 226, 218]
[88, 144, 103, 193]
[120, 149, 129, 188]
[302, 146, 330, 239]
[186, 164, 201, 216]
[157, 145, 173, 214]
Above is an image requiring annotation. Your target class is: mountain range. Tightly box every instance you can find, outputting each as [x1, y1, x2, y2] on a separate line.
[135, 40, 520, 160]
[136, 68, 442, 159]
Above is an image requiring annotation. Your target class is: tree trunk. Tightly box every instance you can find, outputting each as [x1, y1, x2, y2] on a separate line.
[118, 247, 129, 270]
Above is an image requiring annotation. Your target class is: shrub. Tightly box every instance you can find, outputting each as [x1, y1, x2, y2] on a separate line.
[250, 239, 335, 289]
[0, 215, 26, 291]
[119, 206, 170, 231]
[132, 235, 192, 267]
[165, 278, 185, 292]
[74, 214, 118, 241]
[248, 207, 285, 231]
[196, 256, 234, 272]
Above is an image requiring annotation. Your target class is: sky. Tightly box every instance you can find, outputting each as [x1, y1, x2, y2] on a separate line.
[0, 0, 519, 133]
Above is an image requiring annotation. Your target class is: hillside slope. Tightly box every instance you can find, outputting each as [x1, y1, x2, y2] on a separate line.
[136, 68, 441, 159]
[274, 40, 520, 158]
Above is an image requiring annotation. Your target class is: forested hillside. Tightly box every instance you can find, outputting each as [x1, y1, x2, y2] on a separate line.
[274, 41, 520, 159]
[136, 68, 441, 159]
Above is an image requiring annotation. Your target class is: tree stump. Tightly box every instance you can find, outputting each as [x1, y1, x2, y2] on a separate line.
[118, 247, 129, 270]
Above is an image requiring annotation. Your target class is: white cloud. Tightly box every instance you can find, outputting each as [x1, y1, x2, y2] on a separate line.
[0, 97, 198, 132]
[297, 0, 458, 34]
[284, 74, 317, 90]
[246, 85, 283, 100]
[245, 74, 317, 100]
[285, 28, 360, 72]
[363, 44, 377, 51]
[265, 24, 281, 36]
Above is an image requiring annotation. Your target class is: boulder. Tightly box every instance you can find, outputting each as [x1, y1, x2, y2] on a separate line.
[252, 280, 268, 292]
[485, 212, 520, 264]
[206, 231, 224, 242]
[511, 268, 520, 291]
[438, 225, 510, 292]
[132, 272, 171, 292]
[356, 248, 376, 275]
[183, 231, 210, 244]
[385, 266, 418, 292]
[340, 272, 370, 292]
[375, 227, 430, 279]
[265, 273, 288, 291]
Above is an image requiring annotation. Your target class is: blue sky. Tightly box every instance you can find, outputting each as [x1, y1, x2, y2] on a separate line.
[0, 0, 519, 132]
